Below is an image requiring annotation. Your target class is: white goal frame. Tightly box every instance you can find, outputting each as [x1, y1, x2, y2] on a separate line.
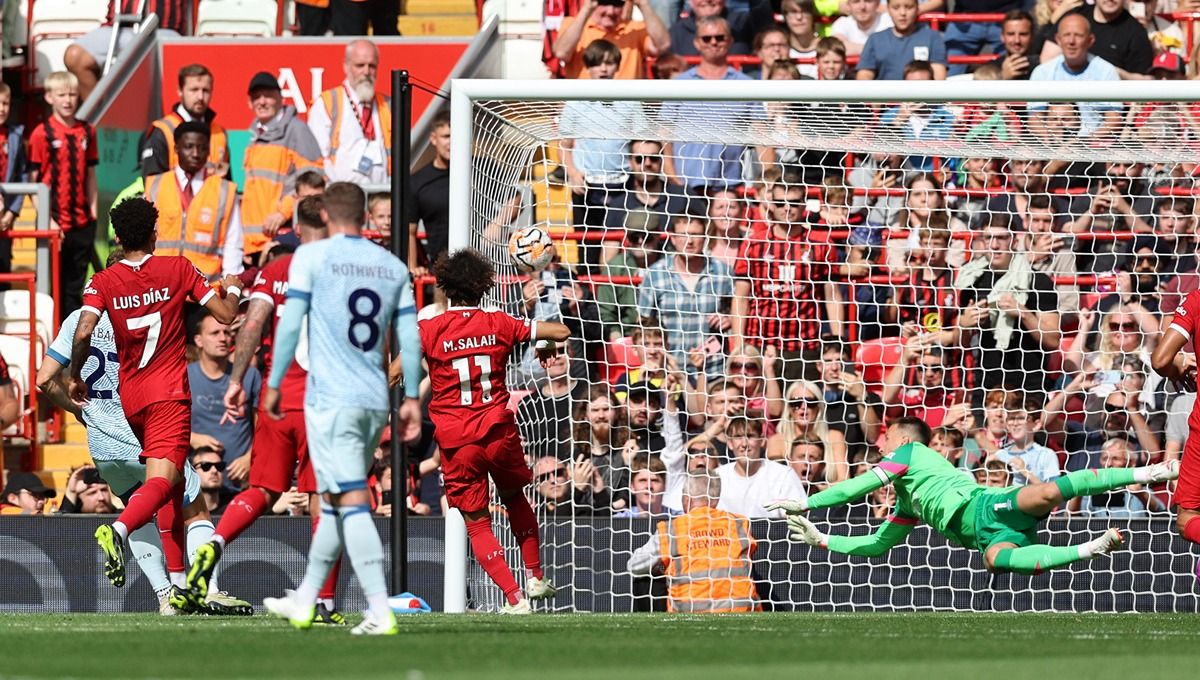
[441, 78, 1200, 614]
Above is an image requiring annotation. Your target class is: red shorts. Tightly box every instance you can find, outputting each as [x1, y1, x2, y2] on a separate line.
[127, 400, 191, 470]
[1178, 430, 1200, 510]
[249, 409, 315, 494]
[440, 423, 531, 513]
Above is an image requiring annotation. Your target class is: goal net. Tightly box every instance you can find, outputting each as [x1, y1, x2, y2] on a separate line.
[444, 79, 1200, 613]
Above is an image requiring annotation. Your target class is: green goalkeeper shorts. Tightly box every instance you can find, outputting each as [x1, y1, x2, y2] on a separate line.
[957, 488, 1041, 551]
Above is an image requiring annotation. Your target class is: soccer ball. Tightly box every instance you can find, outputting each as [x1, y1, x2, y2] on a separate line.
[508, 226, 555, 273]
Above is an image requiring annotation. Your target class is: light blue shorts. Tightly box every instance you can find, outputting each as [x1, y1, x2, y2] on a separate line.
[304, 408, 387, 495]
[94, 458, 200, 507]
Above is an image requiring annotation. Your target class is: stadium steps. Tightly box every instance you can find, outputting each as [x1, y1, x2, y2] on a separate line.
[398, 0, 478, 36]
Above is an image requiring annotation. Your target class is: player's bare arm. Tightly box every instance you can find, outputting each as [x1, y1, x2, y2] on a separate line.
[36, 355, 82, 420]
[1151, 326, 1196, 392]
[222, 297, 272, 423]
[204, 274, 244, 326]
[67, 310, 100, 404]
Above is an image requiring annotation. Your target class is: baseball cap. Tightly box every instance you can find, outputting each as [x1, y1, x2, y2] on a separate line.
[1151, 52, 1184, 75]
[623, 209, 662, 241]
[3, 471, 56, 499]
[247, 71, 281, 94]
[625, 381, 664, 406]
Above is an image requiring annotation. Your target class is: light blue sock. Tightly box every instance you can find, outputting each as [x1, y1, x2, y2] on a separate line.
[186, 519, 218, 593]
[128, 524, 170, 597]
[338, 504, 391, 619]
[295, 503, 342, 607]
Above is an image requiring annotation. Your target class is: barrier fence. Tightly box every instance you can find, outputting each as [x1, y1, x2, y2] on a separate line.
[2, 515, 1196, 613]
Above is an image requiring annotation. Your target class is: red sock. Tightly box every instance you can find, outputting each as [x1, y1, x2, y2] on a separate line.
[311, 512, 342, 602]
[117, 476, 173, 535]
[214, 489, 271, 545]
[465, 517, 521, 605]
[1184, 517, 1200, 544]
[502, 494, 543, 580]
[156, 483, 186, 574]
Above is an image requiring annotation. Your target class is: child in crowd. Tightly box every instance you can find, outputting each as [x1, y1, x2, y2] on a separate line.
[992, 393, 1062, 486]
[367, 192, 391, 245]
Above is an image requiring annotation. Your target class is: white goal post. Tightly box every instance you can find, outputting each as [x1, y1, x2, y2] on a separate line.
[441, 78, 1200, 613]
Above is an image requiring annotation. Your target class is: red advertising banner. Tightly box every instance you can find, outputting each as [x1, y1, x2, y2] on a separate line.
[159, 38, 468, 129]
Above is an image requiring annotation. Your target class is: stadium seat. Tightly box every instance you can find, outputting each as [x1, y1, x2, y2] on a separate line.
[196, 0, 278, 37]
[0, 334, 35, 436]
[0, 291, 56, 350]
[30, 0, 108, 82]
[602, 336, 642, 385]
[856, 336, 905, 394]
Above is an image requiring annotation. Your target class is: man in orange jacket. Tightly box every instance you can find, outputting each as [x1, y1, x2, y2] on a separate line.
[628, 471, 761, 613]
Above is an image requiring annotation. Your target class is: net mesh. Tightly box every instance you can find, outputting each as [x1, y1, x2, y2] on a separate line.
[449, 91, 1200, 613]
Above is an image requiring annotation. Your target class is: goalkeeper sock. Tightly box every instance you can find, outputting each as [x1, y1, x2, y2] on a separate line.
[1183, 517, 1200, 544]
[338, 504, 391, 620]
[128, 523, 169, 596]
[310, 511, 343, 604]
[214, 489, 271, 546]
[156, 483, 186, 574]
[294, 503, 342, 607]
[502, 493, 544, 580]
[117, 476, 172, 535]
[466, 517, 522, 605]
[1054, 467, 1137, 500]
[993, 544, 1089, 575]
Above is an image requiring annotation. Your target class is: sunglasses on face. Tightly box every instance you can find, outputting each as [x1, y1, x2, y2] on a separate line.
[631, 154, 662, 164]
[1109, 322, 1138, 332]
[790, 397, 821, 409]
[537, 470, 568, 483]
[194, 461, 226, 472]
[729, 362, 761, 373]
[919, 363, 943, 372]
[698, 34, 730, 44]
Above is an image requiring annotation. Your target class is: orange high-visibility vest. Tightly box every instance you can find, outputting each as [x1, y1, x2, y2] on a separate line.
[241, 143, 315, 255]
[657, 506, 760, 614]
[296, 0, 329, 6]
[144, 172, 236, 277]
[149, 113, 229, 172]
[317, 87, 392, 168]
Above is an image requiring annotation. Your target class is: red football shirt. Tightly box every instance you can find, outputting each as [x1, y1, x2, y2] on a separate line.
[249, 254, 306, 412]
[419, 307, 533, 450]
[28, 117, 98, 230]
[81, 254, 215, 416]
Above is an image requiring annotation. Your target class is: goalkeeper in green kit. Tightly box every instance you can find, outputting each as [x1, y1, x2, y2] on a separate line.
[767, 417, 1179, 574]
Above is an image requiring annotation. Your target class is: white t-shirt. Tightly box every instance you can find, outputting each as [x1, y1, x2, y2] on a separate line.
[716, 460, 808, 519]
[831, 13, 894, 49]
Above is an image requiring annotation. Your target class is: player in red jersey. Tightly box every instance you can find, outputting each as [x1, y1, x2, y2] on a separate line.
[1152, 290, 1200, 578]
[184, 196, 346, 625]
[67, 197, 242, 600]
[420, 249, 570, 613]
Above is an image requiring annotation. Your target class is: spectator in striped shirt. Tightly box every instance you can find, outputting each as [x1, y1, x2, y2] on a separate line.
[29, 72, 97, 321]
[636, 211, 735, 378]
[731, 181, 838, 384]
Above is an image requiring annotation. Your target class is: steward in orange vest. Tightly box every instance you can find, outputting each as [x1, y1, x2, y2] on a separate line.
[143, 121, 241, 277]
[628, 473, 761, 613]
[242, 71, 322, 259]
[141, 64, 229, 177]
[307, 40, 392, 185]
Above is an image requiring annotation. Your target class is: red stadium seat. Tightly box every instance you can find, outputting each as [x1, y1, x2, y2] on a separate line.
[856, 336, 905, 394]
[603, 336, 642, 385]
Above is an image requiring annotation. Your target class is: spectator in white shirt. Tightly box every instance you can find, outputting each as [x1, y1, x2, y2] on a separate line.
[717, 416, 807, 518]
[831, 0, 893, 57]
[307, 39, 391, 186]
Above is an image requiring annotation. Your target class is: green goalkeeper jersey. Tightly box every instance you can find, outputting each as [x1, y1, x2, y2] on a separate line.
[808, 442, 983, 546]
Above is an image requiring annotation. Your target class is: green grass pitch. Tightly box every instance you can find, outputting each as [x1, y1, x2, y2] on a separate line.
[3, 612, 1200, 679]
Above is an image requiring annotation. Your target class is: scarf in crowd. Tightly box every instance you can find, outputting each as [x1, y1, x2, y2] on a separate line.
[955, 252, 1033, 351]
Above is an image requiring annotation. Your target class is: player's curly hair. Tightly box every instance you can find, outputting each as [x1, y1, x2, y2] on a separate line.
[110, 197, 158, 252]
[433, 249, 494, 306]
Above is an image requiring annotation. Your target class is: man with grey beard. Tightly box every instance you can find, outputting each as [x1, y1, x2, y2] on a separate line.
[308, 39, 391, 185]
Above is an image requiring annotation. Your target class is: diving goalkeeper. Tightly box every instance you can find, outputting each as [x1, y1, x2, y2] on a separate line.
[768, 417, 1179, 574]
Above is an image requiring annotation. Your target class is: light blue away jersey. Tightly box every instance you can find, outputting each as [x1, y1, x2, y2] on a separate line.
[286, 233, 415, 410]
[47, 310, 141, 461]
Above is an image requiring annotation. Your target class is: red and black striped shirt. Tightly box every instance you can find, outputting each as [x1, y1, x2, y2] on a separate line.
[734, 226, 834, 352]
[28, 117, 97, 231]
[114, 0, 189, 34]
[896, 267, 957, 333]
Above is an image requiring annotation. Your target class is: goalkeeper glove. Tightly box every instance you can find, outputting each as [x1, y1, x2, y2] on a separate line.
[764, 498, 809, 516]
[786, 514, 828, 549]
